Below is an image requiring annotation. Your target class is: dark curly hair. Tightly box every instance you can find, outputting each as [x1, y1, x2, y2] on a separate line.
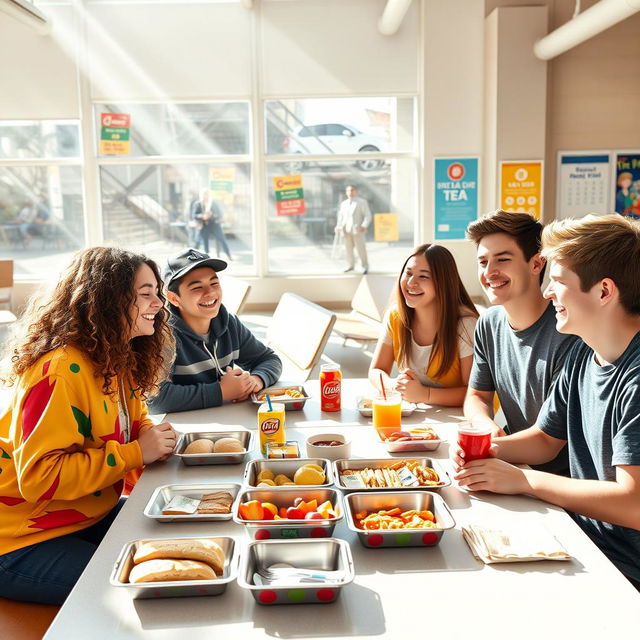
[1, 247, 175, 397]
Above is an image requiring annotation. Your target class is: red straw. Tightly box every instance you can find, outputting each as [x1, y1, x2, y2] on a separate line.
[379, 373, 387, 401]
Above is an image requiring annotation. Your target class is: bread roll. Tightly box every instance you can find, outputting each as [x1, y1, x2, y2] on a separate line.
[133, 538, 224, 575]
[129, 559, 216, 583]
[184, 438, 214, 454]
[213, 437, 244, 453]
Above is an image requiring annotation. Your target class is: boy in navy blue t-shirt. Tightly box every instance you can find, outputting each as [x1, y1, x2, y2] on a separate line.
[454, 214, 640, 589]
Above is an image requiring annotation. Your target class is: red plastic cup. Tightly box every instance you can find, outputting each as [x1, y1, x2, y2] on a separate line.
[457, 423, 492, 462]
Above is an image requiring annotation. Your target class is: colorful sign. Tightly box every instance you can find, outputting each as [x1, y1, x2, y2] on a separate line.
[434, 157, 479, 240]
[273, 174, 305, 216]
[374, 213, 399, 242]
[209, 167, 235, 204]
[557, 152, 611, 219]
[499, 161, 543, 219]
[614, 152, 640, 220]
[99, 113, 131, 155]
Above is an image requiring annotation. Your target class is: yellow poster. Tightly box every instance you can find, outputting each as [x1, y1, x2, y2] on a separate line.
[374, 213, 399, 242]
[209, 167, 235, 204]
[500, 161, 543, 219]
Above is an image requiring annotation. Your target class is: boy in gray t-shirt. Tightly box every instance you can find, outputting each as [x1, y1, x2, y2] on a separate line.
[465, 210, 577, 474]
[454, 214, 640, 589]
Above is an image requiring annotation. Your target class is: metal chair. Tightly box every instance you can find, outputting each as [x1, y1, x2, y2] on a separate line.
[221, 276, 252, 316]
[266, 293, 336, 382]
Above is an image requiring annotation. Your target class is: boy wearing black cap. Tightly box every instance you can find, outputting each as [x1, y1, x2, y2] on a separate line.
[148, 249, 282, 412]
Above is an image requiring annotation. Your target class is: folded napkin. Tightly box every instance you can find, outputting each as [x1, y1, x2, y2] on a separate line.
[461, 521, 571, 564]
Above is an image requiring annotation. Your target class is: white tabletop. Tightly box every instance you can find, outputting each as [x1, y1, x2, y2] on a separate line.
[45, 380, 640, 639]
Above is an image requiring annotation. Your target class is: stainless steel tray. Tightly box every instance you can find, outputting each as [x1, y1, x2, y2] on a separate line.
[374, 427, 442, 453]
[143, 483, 241, 523]
[243, 458, 333, 489]
[333, 457, 450, 491]
[234, 487, 342, 540]
[175, 430, 253, 465]
[344, 491, 455, 548]
[109, 535, 238, 598]
[251, 385, 309, 411]
[237, 538, 354, 605]
[357, 396, 415, 417]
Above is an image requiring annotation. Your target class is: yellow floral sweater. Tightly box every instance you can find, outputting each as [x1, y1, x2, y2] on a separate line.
[0, 346, 152, 555]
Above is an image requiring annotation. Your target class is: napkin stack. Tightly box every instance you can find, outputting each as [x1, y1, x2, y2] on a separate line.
[461, 521, 571, 564]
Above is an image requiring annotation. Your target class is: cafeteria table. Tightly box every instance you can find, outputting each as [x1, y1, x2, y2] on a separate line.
[44, 379, 640, 639]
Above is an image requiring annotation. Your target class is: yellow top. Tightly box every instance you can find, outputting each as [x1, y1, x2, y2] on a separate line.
[386, 307, 464, 387]
[0, 345, 153, 554]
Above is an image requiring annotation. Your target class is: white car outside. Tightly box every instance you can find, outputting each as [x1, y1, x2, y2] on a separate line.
[284, 123, 387, 171]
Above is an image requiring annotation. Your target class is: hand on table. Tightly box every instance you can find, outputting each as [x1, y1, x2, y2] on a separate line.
[220, 366, 254, 403]
[234, 374, 264, 403]
[394, 369, 425, 404]
[453, 455, 528, 495]
[138, 422, 177, 464]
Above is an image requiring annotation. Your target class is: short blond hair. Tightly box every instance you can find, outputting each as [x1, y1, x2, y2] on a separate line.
[541, 214, 640, 314]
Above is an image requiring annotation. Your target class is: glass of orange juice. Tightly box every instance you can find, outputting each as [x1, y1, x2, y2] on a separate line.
[372, 391, 402, 438]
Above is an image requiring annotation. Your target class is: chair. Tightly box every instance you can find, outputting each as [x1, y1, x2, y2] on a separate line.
[221, 276, 252, 316]
[266, 293, 336, 382]
[332, 275, 394, 345]
[0, 598, 59, 640]
[0, 259, 13, 309]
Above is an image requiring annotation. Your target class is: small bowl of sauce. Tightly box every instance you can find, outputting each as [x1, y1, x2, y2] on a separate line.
[306, 433, 351, 461]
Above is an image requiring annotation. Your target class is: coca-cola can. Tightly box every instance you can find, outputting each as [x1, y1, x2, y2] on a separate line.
[320, 363, 342, 412]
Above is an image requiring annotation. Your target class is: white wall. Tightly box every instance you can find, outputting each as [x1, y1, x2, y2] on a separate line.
[422, 0, 486, 297]
[0, 5, 79, 119]
[260, 0, 419, 96]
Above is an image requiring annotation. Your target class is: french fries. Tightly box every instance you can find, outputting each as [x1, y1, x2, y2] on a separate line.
[356, 507, 437, 530]
[256, 388, 304, 402]
[340, 461, 442, 488]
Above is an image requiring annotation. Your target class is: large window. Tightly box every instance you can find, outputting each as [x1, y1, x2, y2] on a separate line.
[265, 159, 416, 275]
[99, 162, 253, 272]
[0, 121, 84, 277]
[264, 98, 417, 274]
[96, 102, 254, 274]
[4, 97, 417, 280]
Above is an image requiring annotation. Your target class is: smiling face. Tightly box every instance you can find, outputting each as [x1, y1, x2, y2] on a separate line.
[476, 233, 544, 307]
[400, 254, 436, 309]
[167, 267, 222, 331]
[543, 260, 598, 336]
[129, 263, 163, 339]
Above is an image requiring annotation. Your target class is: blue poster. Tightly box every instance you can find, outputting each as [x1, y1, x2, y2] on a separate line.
[434, 157, 479, 240]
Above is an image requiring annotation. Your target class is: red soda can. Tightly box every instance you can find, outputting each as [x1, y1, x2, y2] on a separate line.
[320, 363, 341, 412]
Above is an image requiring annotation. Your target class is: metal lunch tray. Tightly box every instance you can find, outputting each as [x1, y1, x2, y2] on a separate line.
[357, 396, 416, 418]
[374, 427, 442, 453]
[243, 458, 333, 489]
[333, 457, 450, 491]
[175, 430, 253, 465]
[251, 385, 309, 411]
[143, 483, 241, 523]
[237, 538, 354, 605]
[109, 535, 238, 598]
[233, 487, 343, 540]
[344, 490, 455, 548]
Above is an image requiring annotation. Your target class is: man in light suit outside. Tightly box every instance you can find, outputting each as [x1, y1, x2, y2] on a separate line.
[335, 185, 371, 274]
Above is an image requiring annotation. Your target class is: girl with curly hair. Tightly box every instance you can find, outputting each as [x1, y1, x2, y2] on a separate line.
[0, 247, 176, 605]
[369, 244, 478, 406]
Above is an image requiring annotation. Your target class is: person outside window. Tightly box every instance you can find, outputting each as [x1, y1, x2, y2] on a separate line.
[335, 185, 371, 274]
